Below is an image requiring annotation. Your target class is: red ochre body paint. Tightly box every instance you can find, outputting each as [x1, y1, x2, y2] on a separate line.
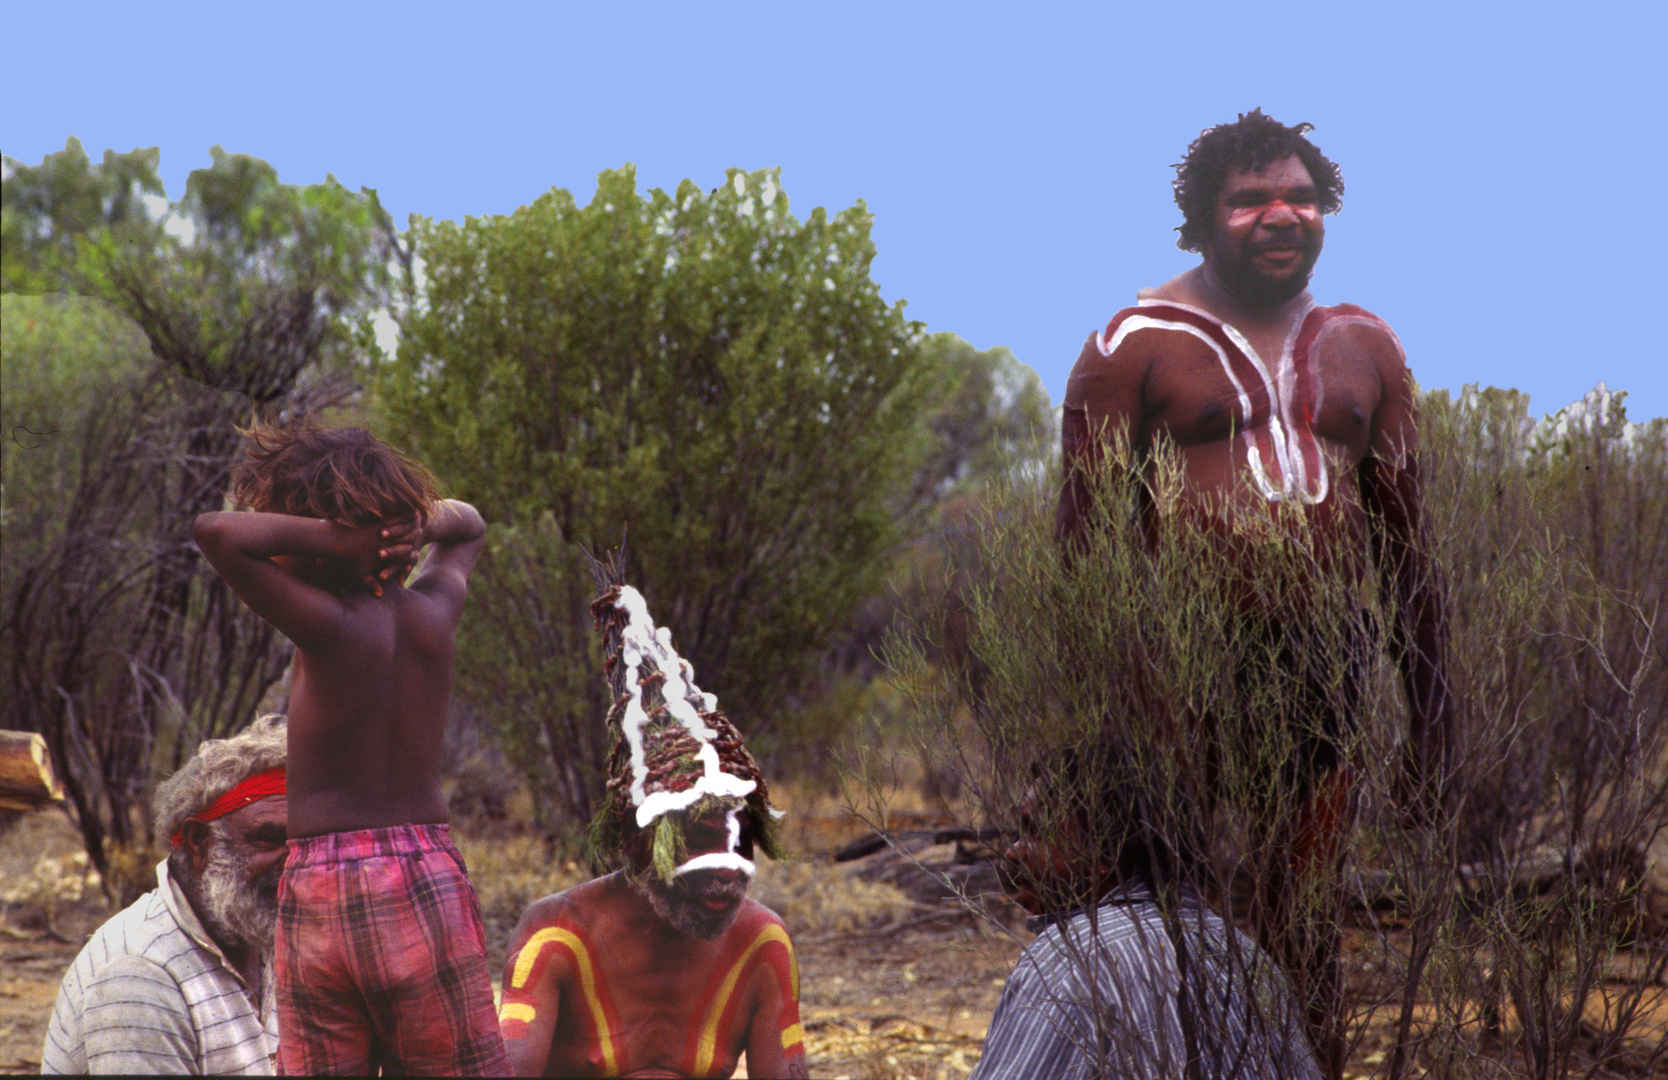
[682, 915, 802, 1075]
[500, 922, 625, 1073]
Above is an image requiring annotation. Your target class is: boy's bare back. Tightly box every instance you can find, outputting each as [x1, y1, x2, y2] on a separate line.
[196, 446, 485, 838]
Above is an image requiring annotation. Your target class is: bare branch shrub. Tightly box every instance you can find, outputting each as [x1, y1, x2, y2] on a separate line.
[867, 384, 1668, 1078]
[2, 290, 356, 903]
[1401, 386, 1668, 1078]
[869, 438, 1366, 1077]
[4, 146, 392, 902]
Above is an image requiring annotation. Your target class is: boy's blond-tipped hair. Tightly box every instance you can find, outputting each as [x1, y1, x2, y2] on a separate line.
[230, 421, 440, 526]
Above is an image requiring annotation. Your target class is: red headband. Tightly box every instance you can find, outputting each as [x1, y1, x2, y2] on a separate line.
[170, 767, 286, 848]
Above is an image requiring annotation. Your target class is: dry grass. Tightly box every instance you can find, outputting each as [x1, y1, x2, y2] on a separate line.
[0, 811, 103, 939]
[451, 829, 590, 961]
[752, 859, 912, 939]
[452, 786, 918, 953]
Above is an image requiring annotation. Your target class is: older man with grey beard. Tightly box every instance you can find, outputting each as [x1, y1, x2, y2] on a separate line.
[43, 715, 288, 1075]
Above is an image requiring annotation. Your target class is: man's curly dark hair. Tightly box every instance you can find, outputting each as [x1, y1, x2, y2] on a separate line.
[1172, 108, 1344, 253]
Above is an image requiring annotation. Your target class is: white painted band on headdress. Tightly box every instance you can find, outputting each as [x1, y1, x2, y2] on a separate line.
[635, 777, 756, 829]
[612, 585, 757, 828]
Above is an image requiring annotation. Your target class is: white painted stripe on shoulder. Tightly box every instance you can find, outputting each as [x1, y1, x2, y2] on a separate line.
[1102, 316, 1255, 427]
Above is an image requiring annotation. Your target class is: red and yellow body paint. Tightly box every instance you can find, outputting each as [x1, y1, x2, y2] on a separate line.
[685, 918, 802, 1076]
[500, 924, 624, 1074]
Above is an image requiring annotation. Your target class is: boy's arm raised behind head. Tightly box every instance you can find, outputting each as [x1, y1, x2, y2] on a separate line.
[194, 511, 388, 648]
[403, 500, 486, 622]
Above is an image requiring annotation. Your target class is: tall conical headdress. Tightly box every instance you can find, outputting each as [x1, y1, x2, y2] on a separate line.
[587, 559, 782, 880]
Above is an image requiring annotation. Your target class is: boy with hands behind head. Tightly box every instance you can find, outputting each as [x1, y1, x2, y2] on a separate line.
[194, 422, 507, 1076]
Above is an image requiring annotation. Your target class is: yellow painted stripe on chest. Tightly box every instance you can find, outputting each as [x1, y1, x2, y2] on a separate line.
[512, 927, 618, 1075]
[694, 923, 796, 1076]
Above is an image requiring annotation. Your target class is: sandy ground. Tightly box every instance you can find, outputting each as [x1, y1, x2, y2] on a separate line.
[0, 878, 1013, 1079]
[1, 811, 106, 1075]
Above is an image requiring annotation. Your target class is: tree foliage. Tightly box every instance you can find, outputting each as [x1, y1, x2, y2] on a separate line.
[906, 332, 1054, 511]
[376, 165, 947, 829]
[2, 141, 392, 898]
[1, 137, 164, 293]
[818, 333, 1055, 732]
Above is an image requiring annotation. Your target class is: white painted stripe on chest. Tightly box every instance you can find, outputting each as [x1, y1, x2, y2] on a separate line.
[1253, 305, 1328, 505]
[1106, 306, 1327, 504]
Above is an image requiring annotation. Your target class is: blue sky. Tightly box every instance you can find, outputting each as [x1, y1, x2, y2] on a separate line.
[6, 1, 1664, 420]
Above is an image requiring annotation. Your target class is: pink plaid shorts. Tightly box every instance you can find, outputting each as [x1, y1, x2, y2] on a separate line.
[275, 823, 508, 1076]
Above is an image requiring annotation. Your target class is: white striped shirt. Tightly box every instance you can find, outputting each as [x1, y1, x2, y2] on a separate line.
[971, 888, 1321, 1080]
[41, 860, 278, 1075]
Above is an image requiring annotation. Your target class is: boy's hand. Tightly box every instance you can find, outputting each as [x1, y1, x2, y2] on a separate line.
[326, 519, 397, 597]
[374, 516, 426, 590]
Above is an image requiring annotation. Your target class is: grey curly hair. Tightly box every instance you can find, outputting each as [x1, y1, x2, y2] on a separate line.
[155, 714, 287, 853]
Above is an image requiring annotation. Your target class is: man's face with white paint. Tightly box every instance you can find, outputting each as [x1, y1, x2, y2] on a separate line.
[1204, 154, 1325, 309]
[640, 807, 754, 940]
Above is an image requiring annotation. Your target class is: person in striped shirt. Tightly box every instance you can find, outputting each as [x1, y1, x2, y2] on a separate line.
[972, 743, 1321, 1080]
[43, 715, 288, 1075]
[498, 579, 805, 1078]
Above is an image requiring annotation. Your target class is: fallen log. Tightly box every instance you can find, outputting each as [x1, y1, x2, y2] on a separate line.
[0, 731, 65, 812]
[829, 825, 1668, 938]
[834, 827, 1002, 863]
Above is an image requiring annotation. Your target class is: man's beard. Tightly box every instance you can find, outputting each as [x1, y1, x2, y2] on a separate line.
[1215, 239, 1320, 308]
[199, 839, 280, 952]
[642, 870, 749, 940]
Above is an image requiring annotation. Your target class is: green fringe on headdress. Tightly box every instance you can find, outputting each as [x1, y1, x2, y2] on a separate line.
[748, 791, 787, 862]
[650, 813, 686, 883]
[585, 797, 626, 877]
[588, 790, 788, 879]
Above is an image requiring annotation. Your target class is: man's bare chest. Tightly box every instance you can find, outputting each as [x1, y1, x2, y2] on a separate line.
[1145, 340, 1378, 442]
[552, 922, 786, 1076]
[1136, 316, 1383, 504]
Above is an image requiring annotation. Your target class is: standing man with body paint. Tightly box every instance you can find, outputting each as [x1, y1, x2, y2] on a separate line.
[499, 578, 806, 1079]
[1056, 109, 1453, 1077]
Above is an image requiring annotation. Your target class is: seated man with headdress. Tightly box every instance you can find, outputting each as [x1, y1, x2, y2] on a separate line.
[499, 582, 807, 1079]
